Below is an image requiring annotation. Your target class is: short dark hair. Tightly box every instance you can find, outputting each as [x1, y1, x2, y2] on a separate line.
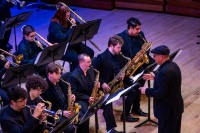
[46, 63, 62, 74]
[127, 17, 141, 29]
[7, 86, 27, 101]
[22, 25, 35, 36]
[78, 53, 90, 63]
[108, 35, 124, 47]
[26, 75, 48, 92]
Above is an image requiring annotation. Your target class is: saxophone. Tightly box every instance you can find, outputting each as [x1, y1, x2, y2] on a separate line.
[60, 78, 81, 124]
[90, 66, 104, 106]
[108, 53, 131, 94]
[126, 35, 152, 77]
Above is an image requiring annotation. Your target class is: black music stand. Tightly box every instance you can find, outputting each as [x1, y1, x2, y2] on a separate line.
[34, 42, 69, 66]
[2, 64, 34, 88]
[3, 11, 33, 51]
[50, 113, 79, 133]
[0, 25, 6, 39]
[135, 48, 182, 128]
[105, 83, 140, 133]
[68, 19, 101, 51]
[79, 94, 109, 133]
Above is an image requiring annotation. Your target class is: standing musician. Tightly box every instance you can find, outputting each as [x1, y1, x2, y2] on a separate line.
[68, 53, 100, 133]
[0, 86, 46, 133]
[92, 35, 138, 133]
[41, 63, 75, 133]
[47, 4, 94, 71]
[117, 17, 154, 117]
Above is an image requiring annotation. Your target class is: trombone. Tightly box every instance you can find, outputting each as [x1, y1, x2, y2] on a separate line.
[56, 2, 101, 52]
[0, 48, 23, 65]
[35, 32, 58, 47]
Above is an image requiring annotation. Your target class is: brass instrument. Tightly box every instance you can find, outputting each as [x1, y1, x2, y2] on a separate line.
[55, 2, 101, 52]
[39, 96, 62, 125]
[0, 54, 19, 67]
[126, 35, 152, 77]
[0, 48, 23, 65]
[35, 32, 58, 47]
[60, 78, 81, 124]
[8, 0, 25, 8]
[108, 53, 131, 94]
[90, 66, 104, 106]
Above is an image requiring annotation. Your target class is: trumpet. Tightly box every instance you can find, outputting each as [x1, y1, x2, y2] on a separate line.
[26, 105, 62, 126]
[56, 2, 101, 52]
[0, 48, 23, 65]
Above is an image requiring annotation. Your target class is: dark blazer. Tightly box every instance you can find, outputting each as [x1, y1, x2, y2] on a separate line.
[92, 48, 127, 85]
[146, 60, 184, 120]
[68, 66, 95, 102]
[0, 105, 43, 133]
[41, 78, 69, 111]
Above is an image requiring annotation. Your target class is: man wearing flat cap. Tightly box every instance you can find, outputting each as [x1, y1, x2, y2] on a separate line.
[139, 45, 184, 133]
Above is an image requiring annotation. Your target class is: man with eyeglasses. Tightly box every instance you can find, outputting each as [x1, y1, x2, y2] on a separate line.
[140, 45, 184, 133]
[0, 86, 46, 133]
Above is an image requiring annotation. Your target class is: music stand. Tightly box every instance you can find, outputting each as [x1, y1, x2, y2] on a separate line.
[135, 48, 182, 128]
[34, 42, 69, 66]
[3, 11, 33, 51]
[2, 64, 34, 88]
[78, 94, 109, 133]
[50, 113, 79, 133]
[68, 19, 101, 51]
[0, 25, 6, 40]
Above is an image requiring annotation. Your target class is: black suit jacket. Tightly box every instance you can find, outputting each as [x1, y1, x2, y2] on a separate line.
[0, 105, 43, 133]
[146, 60, 184, 120]
[68, 66, 96, 102]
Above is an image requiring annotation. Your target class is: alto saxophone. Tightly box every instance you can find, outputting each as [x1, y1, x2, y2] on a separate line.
[108, 53, 131, 94]
[90, 66, 104, 106]
[126, 35, 152, 77]
[61, 78, 81, 124]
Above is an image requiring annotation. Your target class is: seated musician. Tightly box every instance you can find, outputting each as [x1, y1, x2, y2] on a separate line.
[17, 25, 46, 76]
[0, 86, 46, 133]
[41, 63, 75, 133]
[47, 3, 94, 71]
[68, 53, 100, 133]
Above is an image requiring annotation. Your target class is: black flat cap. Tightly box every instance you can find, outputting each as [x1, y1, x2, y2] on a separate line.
[151, 45, 170, 55]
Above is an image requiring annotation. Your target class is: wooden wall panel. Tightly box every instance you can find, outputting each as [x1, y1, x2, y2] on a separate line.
[115, 0, 163, 12]
[166, 0, 200, 17]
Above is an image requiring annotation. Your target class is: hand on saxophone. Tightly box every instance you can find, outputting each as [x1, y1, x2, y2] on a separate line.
[32, 103, 46, 119]
[89, 97, 95, 104]
[102, 83, 110, 93]
[63, 110, 72, 118]
[119, 72, 125, 80]
[4, 61, 10, 69]
[71, 94, 76, 102]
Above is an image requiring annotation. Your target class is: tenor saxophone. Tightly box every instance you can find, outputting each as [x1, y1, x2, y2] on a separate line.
[90, 66, 104, 106]
[108, 53, 131, 94]
[61, 78, 81, 124]
[126, 35, 152, 77]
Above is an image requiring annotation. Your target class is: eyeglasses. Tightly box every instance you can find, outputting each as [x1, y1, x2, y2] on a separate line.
[16, 99, 27, 103]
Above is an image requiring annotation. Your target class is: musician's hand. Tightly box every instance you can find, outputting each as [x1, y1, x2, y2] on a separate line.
[89, 97, 94, 104]
[139, 86, 148, 94]
[71, 94, 76, 102]
[4, 61, 10, 69]
[63, 110, 72, 118]
[143, 73, 155, 80]
[119, 72, 125, 80]
[39, 112, 47, 123]
[96, 82, 100, 89]
[32, 103, 46, 119]
[101, 83, 110, 93]
[70, 18, 76, 26]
